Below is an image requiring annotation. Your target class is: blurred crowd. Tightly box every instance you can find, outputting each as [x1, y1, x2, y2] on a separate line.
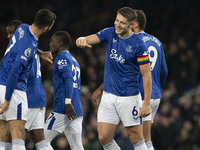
[0, 0, 200, 150]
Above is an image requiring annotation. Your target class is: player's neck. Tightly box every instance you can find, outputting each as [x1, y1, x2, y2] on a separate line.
[58, 48, 68, 54]
[30, 24, 44, 38]
[134, 29, 144, 34]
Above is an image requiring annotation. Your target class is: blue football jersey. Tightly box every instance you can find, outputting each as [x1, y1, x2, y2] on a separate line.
[53, 50, 83, 115]
[137, 32, 168, 99]
[96, 27, 149, 96]
[0, 24, 38, 100]
[27, 54, 46, 108]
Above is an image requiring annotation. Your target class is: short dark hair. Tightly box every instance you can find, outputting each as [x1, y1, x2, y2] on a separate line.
[54, 31, 71, 49]
[135, 10, 147, 30]
[117, 7, 137, 22]
[7, 20, 22, 30]
[33, 9, 56, 29]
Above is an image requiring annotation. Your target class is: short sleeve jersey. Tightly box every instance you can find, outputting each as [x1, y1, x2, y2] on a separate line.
[0, 24, 38, 92]
[53, 50, 83, 115]
[96, 27, 149, 96]
[137, 32, 168, 99]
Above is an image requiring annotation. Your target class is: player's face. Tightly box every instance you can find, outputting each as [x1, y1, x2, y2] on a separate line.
[6, 25, 15, 41]
[49, 35, 60, 54]
[114, 13, 132, 37]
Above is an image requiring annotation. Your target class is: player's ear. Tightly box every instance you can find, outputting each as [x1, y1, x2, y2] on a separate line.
[43, 26, 49, 32]
[58, 41, 63, 47]
[131, 21, 138, 29]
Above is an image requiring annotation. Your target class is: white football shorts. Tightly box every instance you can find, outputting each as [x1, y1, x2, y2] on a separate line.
[25, 107, 46, 131]
[0, 85, 28, 121]
[44, 112, 83, 134]
[97, 91, 143, 127]
[142, 98, 160, 123]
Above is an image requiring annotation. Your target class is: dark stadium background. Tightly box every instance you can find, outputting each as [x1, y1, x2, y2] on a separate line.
[0, 0, 200, 149]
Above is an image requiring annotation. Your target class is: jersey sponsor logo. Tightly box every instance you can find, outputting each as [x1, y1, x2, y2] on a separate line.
[126, 45, 132, 52]
[18, 27, 24, 40]
[24, 48, 31, 57]
[110, 49, 125, 64]
[57, 59, 67, 69]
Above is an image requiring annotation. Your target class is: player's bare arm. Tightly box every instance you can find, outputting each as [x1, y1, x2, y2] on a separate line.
[76, 34, 100, 48]
[92, 84, 103, 103]
[65, 98, 76, 120]
[0, 100, 10, 114]
[139, 63, 152, 117]
[37, 49, 53, 63]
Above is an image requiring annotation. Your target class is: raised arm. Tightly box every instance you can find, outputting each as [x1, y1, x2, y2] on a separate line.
[76, 34, 100, 49]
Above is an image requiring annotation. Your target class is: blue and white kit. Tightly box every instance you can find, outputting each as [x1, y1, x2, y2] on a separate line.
[137, 32, 168, 122]
[96, 27, 150, 126]
[0, 24, 38, 120]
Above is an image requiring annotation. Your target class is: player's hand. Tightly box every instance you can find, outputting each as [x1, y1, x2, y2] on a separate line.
[139, 103, 151, 118]
[39, 50, 53, 63]
[76, 37, 92, 49]
[65, 104, 77, 120]
[92, 88, 103, 103]
[0, 100, 9, 114]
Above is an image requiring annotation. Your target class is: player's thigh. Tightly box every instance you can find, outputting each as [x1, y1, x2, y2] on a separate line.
[44, 129, 60, 142]
[64, 116, 83, 135]
[44, 112, 71, 143]
[25, 107, 45, 131]
[116, 94, 143, 127]
[97, 91, 120, 125]
[8, 120, 26, 140]
[44, 112, 67, 133]
[151, 98, 160, 122]
[0, 120, 8, 141]
[64, 116, 84, 149]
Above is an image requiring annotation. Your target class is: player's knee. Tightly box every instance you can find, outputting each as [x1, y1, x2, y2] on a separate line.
[0, 130, 8, 141]
[30, 129, 44, 144]
[98, 133, 112, 145]
[66, 133, 84, 150]
[0, 132, 8, 141]
[126, 128, 143, 144]
[0, 121, 9, 141]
